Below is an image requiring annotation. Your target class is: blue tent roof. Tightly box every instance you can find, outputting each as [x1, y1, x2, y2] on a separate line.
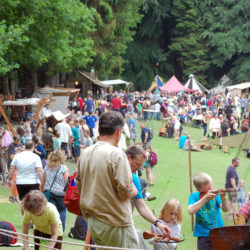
[157, 76, 163, 87]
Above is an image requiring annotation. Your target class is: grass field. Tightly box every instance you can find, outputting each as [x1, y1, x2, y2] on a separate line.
[0, 120, 249, 250]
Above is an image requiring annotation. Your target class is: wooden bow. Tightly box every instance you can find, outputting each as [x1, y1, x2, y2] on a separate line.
[199, 188, 233, 199]
[143, 231, 183, 243]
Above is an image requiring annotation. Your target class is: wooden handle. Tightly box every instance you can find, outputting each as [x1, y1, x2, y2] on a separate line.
[143, 232, 182, 242]
[211, 188, 233, 194]
[143, 232, 156, 239]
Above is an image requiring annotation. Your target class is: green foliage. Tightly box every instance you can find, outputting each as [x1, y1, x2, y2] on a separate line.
[0, 0, 95, 77]
[201, 0, 250, 83]
[0, 19, 29, 74]
[123, 40, 173, 90]
[122, 0, 173, 90]
[168, 0, 210, 84]
[84, 0, 143, 79]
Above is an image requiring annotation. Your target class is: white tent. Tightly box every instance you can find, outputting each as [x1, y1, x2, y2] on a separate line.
[32, 87, 79, 114]
[226, 82, 250, 96]
[45, 110, 70, 121]
[100, 79, 131, 87]
[184, 74, 208, 93]
[2, 98, 40, 106]
[226, 82, 250, 91]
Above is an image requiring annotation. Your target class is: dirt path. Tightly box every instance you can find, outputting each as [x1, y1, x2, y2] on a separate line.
[0, 196, 10, 203]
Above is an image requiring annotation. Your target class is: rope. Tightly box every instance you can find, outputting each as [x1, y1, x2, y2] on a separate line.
[0, 229, 142, 250]
[0, 230, 59, 250]
[151, 148, 186, 212]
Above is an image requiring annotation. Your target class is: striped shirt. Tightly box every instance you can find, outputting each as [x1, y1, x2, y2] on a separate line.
[239, 200, 250, 222]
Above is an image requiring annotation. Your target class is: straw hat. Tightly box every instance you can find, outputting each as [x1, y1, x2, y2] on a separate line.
[47, 127, 53, 133]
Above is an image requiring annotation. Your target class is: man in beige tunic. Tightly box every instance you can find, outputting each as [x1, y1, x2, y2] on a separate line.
[76, 111, 139, 248]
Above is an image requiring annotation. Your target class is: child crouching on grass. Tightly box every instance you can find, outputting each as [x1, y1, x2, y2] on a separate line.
[188, 173, 229, 250]
[22, 190, 63, 250]
[150, 199, 182, 250]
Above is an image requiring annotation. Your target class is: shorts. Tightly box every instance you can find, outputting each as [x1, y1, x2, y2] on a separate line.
[61, 142, 69, 152]
[144, 161, 152, 169]
[197, 236, 211, 250]
[228, 191, 238, 203]
[88, 215, 139, 249]
[34, 229, 63, 250]
[16, 184, 40, 200]
[174, 123, 180, 130]
[72, 145, 80, 157]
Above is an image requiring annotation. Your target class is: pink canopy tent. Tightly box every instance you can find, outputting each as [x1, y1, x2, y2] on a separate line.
[159, 75, 195, 93]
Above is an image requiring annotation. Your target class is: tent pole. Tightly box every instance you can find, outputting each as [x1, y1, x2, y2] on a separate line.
[0, 98, 16, 136]
[33, 96, 48, 120]
[189, 140, 194, 231]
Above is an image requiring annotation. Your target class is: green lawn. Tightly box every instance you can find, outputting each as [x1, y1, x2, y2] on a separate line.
[0, 120, 249, 250]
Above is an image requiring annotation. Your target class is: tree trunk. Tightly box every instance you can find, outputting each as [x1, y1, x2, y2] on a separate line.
[45, 62, 54, 86]
[55, 72, 60, 86]
[61, 73, 66, 87]
[10, 70, 18, 95]
[61, 73, 66, 82]
[2, 75, 10, 95]
[10, 79, 17, 95]
[31, 69, 38, 92]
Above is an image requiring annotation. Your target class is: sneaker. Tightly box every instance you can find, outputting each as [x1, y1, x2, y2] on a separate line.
[147, 196, 157, 201]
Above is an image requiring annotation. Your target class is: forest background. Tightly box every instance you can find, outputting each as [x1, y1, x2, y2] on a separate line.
[0, 0, 250, 94]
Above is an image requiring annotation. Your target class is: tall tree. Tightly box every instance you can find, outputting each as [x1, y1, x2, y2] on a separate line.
[122, 0, 173, 90]
[168, 0, 210, 85]
[83, 0, 143, 79]
[201, 0, 250, 83]
[0, 0, 95, 90]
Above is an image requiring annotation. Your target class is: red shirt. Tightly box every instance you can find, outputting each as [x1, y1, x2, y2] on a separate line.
[111, 98, 121, 109]
[77, 98, 84, 111]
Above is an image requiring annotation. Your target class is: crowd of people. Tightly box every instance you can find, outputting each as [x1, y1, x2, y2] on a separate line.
[0, 88, 249, 250]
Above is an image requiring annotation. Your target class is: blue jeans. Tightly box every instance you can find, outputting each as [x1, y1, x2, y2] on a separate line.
[150, 112, 155, 120]
[203, 125, 207, 136]
[49, 193, 67, 231]
[137, 111, 141, 121]
[156, 112, 160, 120]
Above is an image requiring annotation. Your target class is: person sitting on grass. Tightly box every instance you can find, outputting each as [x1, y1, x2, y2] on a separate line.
[183, 135, 203, 152]
[138, 170, 156, 201]
[188, 173, 228, 250]
[22, 190, 63, 250]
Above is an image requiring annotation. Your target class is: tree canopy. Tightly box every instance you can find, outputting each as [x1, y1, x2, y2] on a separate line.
[201, 0, 250, 83]
[123, 0, 250, 89]
[1, 0, 250, 93]
[83, 0, 143, 79]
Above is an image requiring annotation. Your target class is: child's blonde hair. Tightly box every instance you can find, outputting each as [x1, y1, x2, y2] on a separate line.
[159, 199, 183, 224]
[47, 150, 65, 169]
[21, 190, 47, 214]
[146, 143, 153, 152]
[193, 173, 212, 189]
[239, 180, 245, 188]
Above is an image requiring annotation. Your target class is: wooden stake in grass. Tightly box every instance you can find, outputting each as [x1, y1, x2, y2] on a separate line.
[189, 140, 194, 231]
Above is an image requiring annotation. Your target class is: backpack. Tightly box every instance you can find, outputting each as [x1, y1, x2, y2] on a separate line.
[149, 152, 158, 166]
[0, 221, 18, 245]
[69, 216, 88, 240]
[148, 128, 153, 140]
[64, 172, 81, 216]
